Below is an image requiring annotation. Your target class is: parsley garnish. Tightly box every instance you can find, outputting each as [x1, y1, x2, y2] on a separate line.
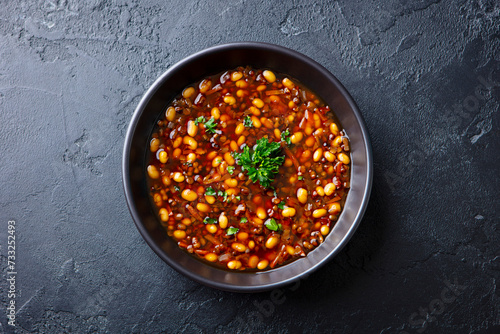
[203, 217, 217, 225]
[227, 166, 235, 175]
[281, 129, 291, 145]
[194, 116, 217, 133]
[236, 196, 241, 201]
[243, 116, 253, 128]
[240, 217, 248, 223]
[277, 202, 285, 210]
[204, 117, 217, 133]
[205, 187, 217, 197]
[218, 190, 229, 202]
[233, 138, 285, 188]
[174, 185, 180, 192]
[298, 176, 303, 181]
[227, 227, 239, 235]
[264, 218, 282, 232]
[194, 116, 205, 125]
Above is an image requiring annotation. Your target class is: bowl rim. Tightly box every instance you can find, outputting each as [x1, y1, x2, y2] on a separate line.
[122, 41, 373, 292]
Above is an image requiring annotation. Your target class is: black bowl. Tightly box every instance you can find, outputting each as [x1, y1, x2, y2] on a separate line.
[122, 42, 373, 292]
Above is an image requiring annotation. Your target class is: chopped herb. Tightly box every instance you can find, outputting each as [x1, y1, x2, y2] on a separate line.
[194, 116, 206, 125]
[205, 187, 217, 197]
[240, 217, 248, 223]
[184, 162, 193, 167]
[264, 218, 282, 232]
[227, 227, 239, 235]
[174, 185, 180, 192]
[235, 196, 241, 201]
[204, 117, 217, 133]
[227, 166, 235, 175]
[203, 217, 217, 225]
[277, 202, 285, 210]
[218, 190, 229, 202]
[243, 115, 253, 127]
[194, 116, 217, 133]
[233, 138, 285, 188]
[281, 128, 291, 145]
[273, 190, 278, 197]
[298, 176, 303, 181]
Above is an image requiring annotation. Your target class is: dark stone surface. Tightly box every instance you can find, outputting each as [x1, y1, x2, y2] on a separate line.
[0, 1, 498, 333]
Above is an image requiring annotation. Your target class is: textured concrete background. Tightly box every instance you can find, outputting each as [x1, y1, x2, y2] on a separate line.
[0, 0, 499, 333]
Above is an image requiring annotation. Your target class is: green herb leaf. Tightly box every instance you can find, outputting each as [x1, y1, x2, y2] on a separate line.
[227, 227, 239, 235]
[243, 116, 253, 127]
[194, 116, 217, 133]
[174, 185, 180, 192]
[240, 217, 248, 223]
[203, 217, 217, 225]
[281, 128, 291, 145]
[205, 187, 217, 197]
[218, 190, 228, 202]
[233, 138, 285, 188]
[277, 202, 285, 210]
[204, 117, 217, 133]
[235, 196, 241, 201]
[194, 116, 206, 125]
[298, 176, 303, 181]
[264, 218, 282, 232]
[227, 166, 235, 174]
